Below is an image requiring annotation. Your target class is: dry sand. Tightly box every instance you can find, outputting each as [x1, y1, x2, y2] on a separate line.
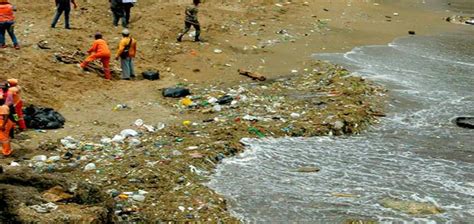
[0, 0, 457, 144]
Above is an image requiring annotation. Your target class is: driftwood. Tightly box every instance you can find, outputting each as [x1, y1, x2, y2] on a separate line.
[238, 69, 266, 81]
[54, 50, 118, 77]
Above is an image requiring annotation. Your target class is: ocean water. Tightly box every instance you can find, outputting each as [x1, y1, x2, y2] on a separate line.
[208, 29, 474, 223]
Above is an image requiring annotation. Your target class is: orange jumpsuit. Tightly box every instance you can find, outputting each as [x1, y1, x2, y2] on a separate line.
[7, 86, 26, 130]
[0, 105, 14, 156]
[80, 39, 112, 80]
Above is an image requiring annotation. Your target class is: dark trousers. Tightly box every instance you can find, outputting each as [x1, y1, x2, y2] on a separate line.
[112, 8, 127, 28]
[178, 21, 201, 41]
[51, 6, 71, 29]
[123, 3, 133, 24]
[0, 22, 19, 45]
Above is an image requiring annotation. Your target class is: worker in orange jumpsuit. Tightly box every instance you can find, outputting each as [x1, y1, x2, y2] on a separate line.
[7, 79, 26, 131]
[80, 32, 112, 80]
[0, 105, 14, 156]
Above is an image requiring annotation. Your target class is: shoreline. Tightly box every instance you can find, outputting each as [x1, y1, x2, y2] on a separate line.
[2, 60, 386, 222]
[0, 0, 469, 222]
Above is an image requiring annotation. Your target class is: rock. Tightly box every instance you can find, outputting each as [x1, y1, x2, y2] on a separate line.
[42, 186, 73, 202]
[408, 30, 416, 35]
[454, 117, 474, 129]
[294, 166, 320, 173]
[333, 120, 345, 130]
[380, 198, 443, 215]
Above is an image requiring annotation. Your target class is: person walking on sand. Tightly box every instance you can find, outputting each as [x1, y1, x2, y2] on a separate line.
[51, 0, 77, 29]
[0, 0, 20, 49]
[122, 0, 135, 25]
[80, 33, 112, 80]
[177, 0, 202, 42]
[115, 29, 137, 80]
[110, 0, 127, 28]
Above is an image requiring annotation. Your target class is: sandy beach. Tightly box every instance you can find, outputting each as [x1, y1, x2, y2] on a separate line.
[0, 0, 468, 222]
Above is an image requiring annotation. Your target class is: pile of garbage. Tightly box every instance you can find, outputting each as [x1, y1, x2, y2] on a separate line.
[164, 61, 385, 137]
[23, 105, 66, 129]
[445, 15, 474, 25]
[15, 61, 384, 222]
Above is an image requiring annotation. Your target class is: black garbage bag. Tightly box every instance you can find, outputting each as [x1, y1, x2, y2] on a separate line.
[217, 95, 233, 105]
[23, 105, 65, 129]
[142, 71, 160, 80]
[162, 87, 191, 98]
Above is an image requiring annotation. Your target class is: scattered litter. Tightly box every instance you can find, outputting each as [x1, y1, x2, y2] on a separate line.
[120, 129, 139, 138]
[29, 202, 58, 213]
[84, 163, 96, 172]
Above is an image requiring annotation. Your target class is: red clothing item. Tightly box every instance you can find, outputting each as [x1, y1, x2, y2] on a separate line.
[0, 3, 14, 23]
[81, 54, 111, 80]
[15, 101, 26, 130]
